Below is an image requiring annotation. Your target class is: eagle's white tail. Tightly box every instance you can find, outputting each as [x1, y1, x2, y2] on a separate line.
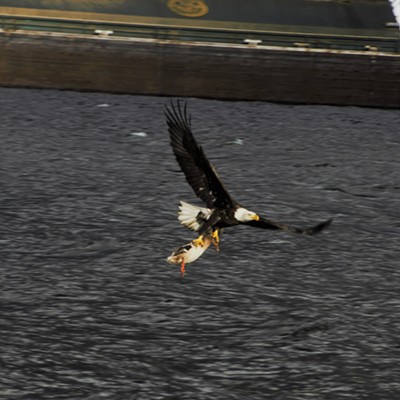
[178, 201, 211, 231]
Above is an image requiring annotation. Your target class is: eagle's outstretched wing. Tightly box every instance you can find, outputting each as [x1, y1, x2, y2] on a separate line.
[245, 216, 333, 235]
[166, 100, 235, 209]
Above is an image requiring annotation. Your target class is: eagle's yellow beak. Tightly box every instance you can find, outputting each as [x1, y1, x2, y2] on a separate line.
[252, 214, 260, 221]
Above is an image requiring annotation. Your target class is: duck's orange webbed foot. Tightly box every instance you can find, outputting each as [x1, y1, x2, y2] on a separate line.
[180, 260, 186, 277]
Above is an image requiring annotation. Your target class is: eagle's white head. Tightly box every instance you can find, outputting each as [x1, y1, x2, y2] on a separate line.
[234, 207, 260, 223]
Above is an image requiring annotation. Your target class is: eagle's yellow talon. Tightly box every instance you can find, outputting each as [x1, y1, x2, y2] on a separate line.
[192, 235, 205, 247]
[212, 230, 219, 243]
[211, 229, 220, 251]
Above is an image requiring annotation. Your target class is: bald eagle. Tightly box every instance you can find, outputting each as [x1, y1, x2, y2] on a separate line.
[166, 101, 332, 267]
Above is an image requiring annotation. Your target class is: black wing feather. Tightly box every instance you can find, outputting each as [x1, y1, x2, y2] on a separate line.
[166, 100, 235, 209]
[245, 216, 333, 235]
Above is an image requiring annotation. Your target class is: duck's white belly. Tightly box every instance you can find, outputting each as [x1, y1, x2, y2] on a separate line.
[185, 243, 209, 263]
[167, 238, 212, 265]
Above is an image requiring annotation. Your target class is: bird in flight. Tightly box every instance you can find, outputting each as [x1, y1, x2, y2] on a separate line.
[165, 100, 332, 275]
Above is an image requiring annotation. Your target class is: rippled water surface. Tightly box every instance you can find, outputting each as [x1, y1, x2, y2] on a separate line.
[1, 88, 400, 399]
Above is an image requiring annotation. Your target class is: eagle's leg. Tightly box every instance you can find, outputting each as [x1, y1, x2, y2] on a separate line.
[180, 259, 186, 277]
[192, 235, 204, 247]
[212, 229, 220, 252]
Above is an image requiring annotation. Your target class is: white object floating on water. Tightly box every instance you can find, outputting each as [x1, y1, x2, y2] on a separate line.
[227, 138, 244, 145]
[96, 103, 110, 107]
[130, 132, 148, 137]
[269, 239, 292, 245]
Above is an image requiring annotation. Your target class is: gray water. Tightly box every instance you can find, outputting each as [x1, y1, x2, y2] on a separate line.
[1, 88, 400, 399]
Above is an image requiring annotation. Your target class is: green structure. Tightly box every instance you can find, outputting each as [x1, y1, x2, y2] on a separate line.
[0, 1, 399, 107]
[0, 0, 398, 51]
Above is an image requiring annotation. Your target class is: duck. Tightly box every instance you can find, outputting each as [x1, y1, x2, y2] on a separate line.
[167, 235, 213, 277]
